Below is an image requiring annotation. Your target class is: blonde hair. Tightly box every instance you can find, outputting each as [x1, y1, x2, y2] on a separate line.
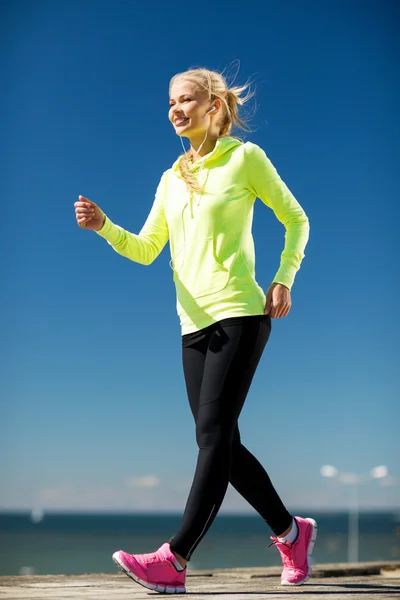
[169, 66, 255, 192]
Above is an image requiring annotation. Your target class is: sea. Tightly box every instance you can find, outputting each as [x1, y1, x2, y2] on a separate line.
[1, 511, 399, 576]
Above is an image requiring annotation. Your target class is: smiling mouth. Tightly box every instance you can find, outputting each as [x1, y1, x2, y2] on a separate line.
[175, 117, 189, 126]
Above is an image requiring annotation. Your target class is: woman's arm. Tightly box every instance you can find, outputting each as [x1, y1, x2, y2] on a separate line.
[95, 172, 170, 266]
[244, 142, 310, 290]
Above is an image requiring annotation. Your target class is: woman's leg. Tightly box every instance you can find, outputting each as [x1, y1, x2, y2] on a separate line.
[169, 316, 271, 560]
[230, 426, 292, 536]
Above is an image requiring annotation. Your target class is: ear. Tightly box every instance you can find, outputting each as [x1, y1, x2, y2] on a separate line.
[212, 98, 223, 113]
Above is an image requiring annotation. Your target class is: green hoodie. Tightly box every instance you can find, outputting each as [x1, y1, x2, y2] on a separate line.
[96, 136, 310, 334]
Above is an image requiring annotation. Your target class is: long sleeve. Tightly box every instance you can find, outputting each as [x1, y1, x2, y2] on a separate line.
[95, 172, 169, 266]
[244, 142, 310, 289]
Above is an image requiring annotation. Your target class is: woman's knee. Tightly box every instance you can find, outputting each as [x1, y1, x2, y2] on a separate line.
[195, 419, 235, 450]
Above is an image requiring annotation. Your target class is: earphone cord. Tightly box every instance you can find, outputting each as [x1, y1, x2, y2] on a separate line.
[169, 111, 212, 272]
[179, 110, 211, 160]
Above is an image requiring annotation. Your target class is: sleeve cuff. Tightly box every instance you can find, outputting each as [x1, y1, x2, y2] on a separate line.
[95, 215, 121, 245]
[272, 264, 298, 290]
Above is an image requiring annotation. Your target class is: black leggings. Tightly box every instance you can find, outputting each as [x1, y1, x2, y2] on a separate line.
[169, 315, 292, 560]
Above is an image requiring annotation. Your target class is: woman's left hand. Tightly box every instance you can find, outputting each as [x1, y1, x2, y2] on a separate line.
[264, 283, 292, 318]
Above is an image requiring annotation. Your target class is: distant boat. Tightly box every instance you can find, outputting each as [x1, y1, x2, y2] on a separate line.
[30, 508, 44, 523]
[19, 566, 36, 575]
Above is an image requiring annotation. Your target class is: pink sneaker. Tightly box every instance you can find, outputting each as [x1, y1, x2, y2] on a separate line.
[112, 542, 186, 594]
[270, 516, 317, 585]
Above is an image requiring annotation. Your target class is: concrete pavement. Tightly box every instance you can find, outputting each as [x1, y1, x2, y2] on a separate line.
[1, 561, 399, 599]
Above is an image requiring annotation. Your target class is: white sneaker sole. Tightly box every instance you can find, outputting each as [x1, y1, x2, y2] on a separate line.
[281, 517, 318, 586]
[112, 551, 186, 594]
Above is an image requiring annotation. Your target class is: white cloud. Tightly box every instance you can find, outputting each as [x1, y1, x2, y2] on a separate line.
[32, 484, 132, 510]
[124, 475, 160, 488]
[1, 476, 398, 511]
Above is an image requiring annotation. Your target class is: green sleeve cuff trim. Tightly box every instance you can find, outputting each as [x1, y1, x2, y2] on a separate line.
[95, 216, 121, 245]
[273, 263, 298, 290]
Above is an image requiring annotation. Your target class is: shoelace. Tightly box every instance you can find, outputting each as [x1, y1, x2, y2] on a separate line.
[137, 551, 165, 565]
[268, 539, 293, 550]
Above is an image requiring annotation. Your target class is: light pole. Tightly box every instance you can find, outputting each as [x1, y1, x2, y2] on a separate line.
[320, 464, 389, 563]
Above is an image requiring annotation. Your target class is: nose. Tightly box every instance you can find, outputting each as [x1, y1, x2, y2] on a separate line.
[171, 102, 184, 114]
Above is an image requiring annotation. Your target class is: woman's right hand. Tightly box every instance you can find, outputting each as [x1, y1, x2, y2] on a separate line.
[74, 195, 106, 231]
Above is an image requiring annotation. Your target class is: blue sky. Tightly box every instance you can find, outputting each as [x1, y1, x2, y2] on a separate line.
[1, 0, 399, 513]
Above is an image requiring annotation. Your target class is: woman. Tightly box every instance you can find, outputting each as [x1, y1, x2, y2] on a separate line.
[74, 67, 316, 594]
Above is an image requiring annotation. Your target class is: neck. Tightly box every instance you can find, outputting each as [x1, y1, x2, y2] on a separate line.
[189, 133, 219, 162]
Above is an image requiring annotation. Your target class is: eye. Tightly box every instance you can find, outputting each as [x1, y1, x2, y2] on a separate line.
[169, 98, 191, 108]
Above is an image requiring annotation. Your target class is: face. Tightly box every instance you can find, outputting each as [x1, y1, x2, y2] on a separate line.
[169, 79, 213, 137]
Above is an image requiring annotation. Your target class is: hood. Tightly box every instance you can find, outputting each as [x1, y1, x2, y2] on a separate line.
[172, 136, 243, 176]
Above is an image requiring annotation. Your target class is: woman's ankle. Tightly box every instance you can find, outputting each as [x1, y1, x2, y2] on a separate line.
[172, 551, 187, 568]
[277, 523, 292, 539]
